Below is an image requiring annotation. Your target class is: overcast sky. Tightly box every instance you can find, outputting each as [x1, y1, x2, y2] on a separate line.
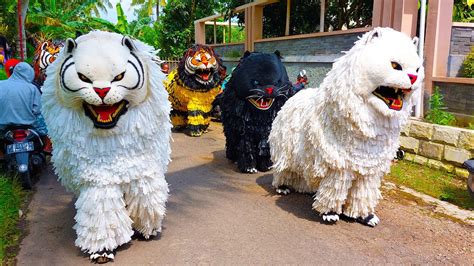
[100, 0, 138, 23]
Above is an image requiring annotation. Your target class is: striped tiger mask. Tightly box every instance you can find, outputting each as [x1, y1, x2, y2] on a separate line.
[57, 34, 148, 129]
[177, 45, 221, 91]
[34, 40, 63, 84]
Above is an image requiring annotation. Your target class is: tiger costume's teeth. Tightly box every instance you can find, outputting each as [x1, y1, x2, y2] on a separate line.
[372, 85, 411, 111]
[247, 97, 274, 110]
[83, 100, 129, 129]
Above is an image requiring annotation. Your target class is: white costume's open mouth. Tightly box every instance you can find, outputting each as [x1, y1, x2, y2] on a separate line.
[247, 97, 274, 110]
[372, 86, 411, 111]
[83, 100, 129, 129]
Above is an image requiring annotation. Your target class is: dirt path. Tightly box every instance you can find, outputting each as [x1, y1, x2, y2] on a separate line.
[17, 123, 474, 265]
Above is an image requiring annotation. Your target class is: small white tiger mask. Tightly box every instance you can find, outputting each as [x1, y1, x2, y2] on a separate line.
[58, 32, 148, 129]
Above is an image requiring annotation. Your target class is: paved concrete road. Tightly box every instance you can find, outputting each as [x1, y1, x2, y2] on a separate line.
[18, 123, 473, 265]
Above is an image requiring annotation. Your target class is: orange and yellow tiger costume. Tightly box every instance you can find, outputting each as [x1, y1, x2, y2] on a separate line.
[165, 44, 224, 137]
[33, 40, 63, 85]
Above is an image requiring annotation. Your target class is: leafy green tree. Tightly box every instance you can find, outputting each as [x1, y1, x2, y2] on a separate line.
[453, 0, 474, 22]
[223, 0, 372, 38]
[460, 46, 474, 78]
[425, 87, 456, 126]
[157, 0, 226, 58]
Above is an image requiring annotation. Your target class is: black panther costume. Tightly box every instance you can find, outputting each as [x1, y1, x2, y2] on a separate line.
[221, 51, 292, 173]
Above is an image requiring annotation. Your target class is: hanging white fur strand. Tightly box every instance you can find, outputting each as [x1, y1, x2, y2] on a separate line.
[269, 27, 423, 227]
[41, 31, 172, 263]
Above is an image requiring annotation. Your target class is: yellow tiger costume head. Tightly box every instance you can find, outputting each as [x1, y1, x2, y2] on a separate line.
[177, 44, 223, 91]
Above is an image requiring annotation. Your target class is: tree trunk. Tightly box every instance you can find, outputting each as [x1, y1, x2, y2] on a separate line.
[188, 0, 197, 45]
[156, 1, 159, 22]
[17, 0, 29, 60]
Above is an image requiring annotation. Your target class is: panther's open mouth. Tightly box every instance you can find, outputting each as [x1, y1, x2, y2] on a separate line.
[83, 100, 129, 129]
[247, 97, 274, 110]
[372, 86, 411, 111]
[195, 69, 213, 82]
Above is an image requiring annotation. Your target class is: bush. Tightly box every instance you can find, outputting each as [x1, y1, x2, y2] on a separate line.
[460, 46, 474, 78]
[0, 68, 7, 80]
[425, 87, 456, 125]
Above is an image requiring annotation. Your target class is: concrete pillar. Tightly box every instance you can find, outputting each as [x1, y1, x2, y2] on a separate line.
[372, 0, 418, 37]
[424, 0, 454, 94]
[244, 5, 263, 52]
[194, 21, 206, 45]
[392, 0, 418, 37]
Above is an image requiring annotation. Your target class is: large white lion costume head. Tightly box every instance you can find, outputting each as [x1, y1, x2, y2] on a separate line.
[42, 31, 171, 261]
[327, 27, 423, 127]
[270, 27, 423, 226]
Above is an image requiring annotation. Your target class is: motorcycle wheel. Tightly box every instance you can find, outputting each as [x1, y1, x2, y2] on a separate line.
[20, 170, 32, 190]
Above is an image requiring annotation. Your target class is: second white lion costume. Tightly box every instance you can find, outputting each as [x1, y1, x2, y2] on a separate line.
[42, 31, 172, 262]
[269, 27, 423, 226]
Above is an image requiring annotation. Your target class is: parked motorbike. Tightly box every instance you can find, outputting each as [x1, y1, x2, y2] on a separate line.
[1, 125, 46, 189]
[464, 159, 474, 199]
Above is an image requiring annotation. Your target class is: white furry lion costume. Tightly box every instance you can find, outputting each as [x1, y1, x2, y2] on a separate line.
[269, 27, 423, 227]
[42, 31, 172, 262]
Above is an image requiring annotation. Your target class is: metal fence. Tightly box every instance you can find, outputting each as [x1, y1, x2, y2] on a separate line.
[162, 58, 180, 72]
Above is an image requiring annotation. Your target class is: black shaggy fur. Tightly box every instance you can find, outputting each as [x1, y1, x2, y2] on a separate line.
[221, 51, 292, 173]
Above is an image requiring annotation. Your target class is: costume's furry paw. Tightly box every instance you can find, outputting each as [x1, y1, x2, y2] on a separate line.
[395, 148, 405, 160]
[322, 212, 340, 223]
[275, 185, 292, 195]
[357, 214, 380, 227]
[242, 167, 258, 173]
[90, 250, 115, 264]
[186, 129, 203, 137]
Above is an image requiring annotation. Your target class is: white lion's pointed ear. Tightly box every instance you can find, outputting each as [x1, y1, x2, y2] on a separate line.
[412, 37, 419, 48]
[65, 38, 76, 54]
[364, 27, 383, 45]
[122, 36, 136, 52]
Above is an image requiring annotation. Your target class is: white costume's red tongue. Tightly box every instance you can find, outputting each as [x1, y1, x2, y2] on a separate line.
[387, 96, 402, 111]
[89, 102, 125, 123]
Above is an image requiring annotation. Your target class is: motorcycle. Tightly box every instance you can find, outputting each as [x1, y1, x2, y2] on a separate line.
[464, 159, 474, 199]
[1, 125, 46, 189]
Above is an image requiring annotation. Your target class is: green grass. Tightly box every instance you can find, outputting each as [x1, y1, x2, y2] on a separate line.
[387, 160, 474, 210]
[0, 175, 26, 263]
[0, 68, 7, 80]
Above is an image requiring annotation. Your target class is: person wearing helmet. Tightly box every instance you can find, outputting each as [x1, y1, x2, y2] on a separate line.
[5, 58, 20, 78]
[0, 62, 51, 156]
[292, 69, 309, 94]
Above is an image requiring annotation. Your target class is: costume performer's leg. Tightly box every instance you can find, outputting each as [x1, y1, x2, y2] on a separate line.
[170, 110, 187, 130]
[225, 133, 239, 162]
[74, 185, 133, 260]
[272, 169, 311, 195]
[124, 175, 169, 238]
[237, 135, 257, 173]
[186, 101, 212, 137]
[343, 174, 382, 227]
[312, 170, 354, 222]
[256, 139, 272, 172]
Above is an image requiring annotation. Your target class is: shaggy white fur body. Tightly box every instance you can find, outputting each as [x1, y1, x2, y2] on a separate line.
[42, 31, 172, 254]
[269, 28, 423, 220]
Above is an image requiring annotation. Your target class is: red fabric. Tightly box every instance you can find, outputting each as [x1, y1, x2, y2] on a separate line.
[5, 58, 21, 77]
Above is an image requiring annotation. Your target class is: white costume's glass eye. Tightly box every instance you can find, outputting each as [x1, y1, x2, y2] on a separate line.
[78, 73, 92, 83]
[112, 72, 125, 82]
[391, 62, 402, 71]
